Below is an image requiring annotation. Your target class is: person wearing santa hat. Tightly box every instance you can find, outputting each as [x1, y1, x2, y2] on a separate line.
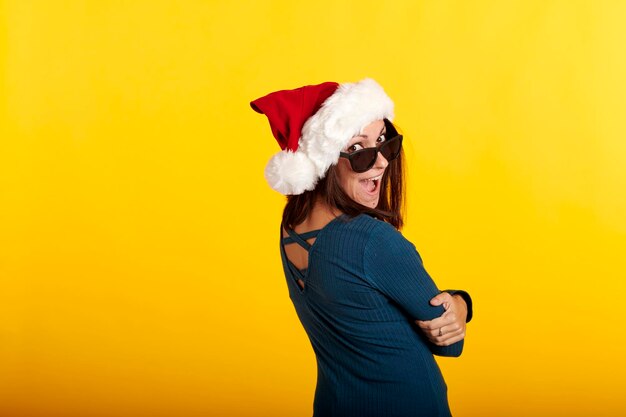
[251, 78, 473, 417]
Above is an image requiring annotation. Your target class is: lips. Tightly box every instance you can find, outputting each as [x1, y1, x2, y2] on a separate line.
[360, 173, 383, 194]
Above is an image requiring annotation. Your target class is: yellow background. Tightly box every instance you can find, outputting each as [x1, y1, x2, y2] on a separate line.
[1, 1, 625, 416]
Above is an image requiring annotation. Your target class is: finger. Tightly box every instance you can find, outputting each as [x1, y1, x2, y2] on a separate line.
[415, 319, 451, 332]
[429, 292, 452, 307]
[423, 328, 464, 345]
[436, 332, 466, 346]
[431, 328, 465, 346]
[415, 318, 439, 330]
[429, 322, 463, 340]
[416, 309, 457, 329]
[415, 315, 453, 330]
[415, 320, 430, 330]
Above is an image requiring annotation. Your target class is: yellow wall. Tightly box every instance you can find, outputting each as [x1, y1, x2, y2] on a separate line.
[1, 1, 625, 416]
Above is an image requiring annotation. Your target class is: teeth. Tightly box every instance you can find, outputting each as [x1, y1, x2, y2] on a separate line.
[361, 174, 383, 183]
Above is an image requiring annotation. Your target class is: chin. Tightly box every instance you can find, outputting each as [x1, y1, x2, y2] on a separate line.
[358, 197, 379, 208]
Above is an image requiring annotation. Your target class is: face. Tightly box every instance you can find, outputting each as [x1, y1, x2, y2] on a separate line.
[336, 119, 389, 208]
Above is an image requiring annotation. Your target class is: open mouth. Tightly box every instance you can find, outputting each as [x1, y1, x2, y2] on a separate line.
[360, 174, 383, 194]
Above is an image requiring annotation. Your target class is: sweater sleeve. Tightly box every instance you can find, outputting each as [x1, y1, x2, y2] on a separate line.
[363, 221, 464, 357]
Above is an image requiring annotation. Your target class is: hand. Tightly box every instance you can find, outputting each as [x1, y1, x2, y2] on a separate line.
[415, 292, 467, 346]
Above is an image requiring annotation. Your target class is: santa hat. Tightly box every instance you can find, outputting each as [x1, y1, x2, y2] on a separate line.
[251, 78, 394, 195]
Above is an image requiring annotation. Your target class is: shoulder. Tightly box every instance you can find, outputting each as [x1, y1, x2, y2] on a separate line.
[335, 214, 418, 254]
[360, 215, 409, 246]
[361, 216, 423, 263]
[330, 213, 399, 240]
[322, 214, 417, 256]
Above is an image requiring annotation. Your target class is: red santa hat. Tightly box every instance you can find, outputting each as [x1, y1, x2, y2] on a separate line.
[251, 78, 394, 195]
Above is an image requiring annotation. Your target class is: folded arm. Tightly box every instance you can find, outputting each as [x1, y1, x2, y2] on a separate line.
[415, 291, 471, 356]
[363, 222, 465, 357]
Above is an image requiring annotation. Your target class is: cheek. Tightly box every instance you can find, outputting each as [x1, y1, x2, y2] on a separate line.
[336, 160, 356, 191]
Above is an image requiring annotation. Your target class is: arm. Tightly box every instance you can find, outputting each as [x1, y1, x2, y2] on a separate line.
[363, 222, 464, 357]
[415, 292, 468, 356]
[415, 290, 473, 348]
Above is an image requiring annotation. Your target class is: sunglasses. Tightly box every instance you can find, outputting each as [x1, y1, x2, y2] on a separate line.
[339, 119, 403, 173]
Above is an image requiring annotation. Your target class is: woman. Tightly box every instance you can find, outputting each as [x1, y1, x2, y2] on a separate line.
[251, 78, 472, 417]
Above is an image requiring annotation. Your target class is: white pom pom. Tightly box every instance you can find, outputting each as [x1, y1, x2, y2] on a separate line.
[264, 151, 318, 195]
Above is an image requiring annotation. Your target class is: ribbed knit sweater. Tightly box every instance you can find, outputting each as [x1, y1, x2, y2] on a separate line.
[279, 213, 467, 417]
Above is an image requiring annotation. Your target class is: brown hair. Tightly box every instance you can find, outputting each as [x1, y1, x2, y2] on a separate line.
[282, 148, 406, 230]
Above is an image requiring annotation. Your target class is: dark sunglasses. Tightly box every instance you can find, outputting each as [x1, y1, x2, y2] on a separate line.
[339, 119, 403, 173]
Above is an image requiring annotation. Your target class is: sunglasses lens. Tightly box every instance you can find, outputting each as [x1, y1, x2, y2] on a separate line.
[350, 148, 378, 173]
[381, 136, 403, 161]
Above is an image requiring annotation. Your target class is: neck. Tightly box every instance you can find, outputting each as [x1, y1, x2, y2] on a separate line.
[313, 197, 342, 220]
[292, 198, 342, 232]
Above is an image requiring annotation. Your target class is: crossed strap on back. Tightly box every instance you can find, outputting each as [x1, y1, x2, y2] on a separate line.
[282, 228, 320, 252]
[281, 225, 322, 283]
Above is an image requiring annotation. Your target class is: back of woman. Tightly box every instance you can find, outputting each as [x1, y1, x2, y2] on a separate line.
[252, 78, 472, 417]
[282, 214, 454, 417]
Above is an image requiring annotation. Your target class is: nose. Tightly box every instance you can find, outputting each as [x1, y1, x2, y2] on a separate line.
[374, 150, 389, 170]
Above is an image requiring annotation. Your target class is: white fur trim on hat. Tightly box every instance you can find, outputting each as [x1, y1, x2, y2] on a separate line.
[264, 151, 318, 195]
[265, 78, 394, 195]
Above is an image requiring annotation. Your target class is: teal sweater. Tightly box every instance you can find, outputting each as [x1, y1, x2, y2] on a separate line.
[280, 213, 471, 417]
